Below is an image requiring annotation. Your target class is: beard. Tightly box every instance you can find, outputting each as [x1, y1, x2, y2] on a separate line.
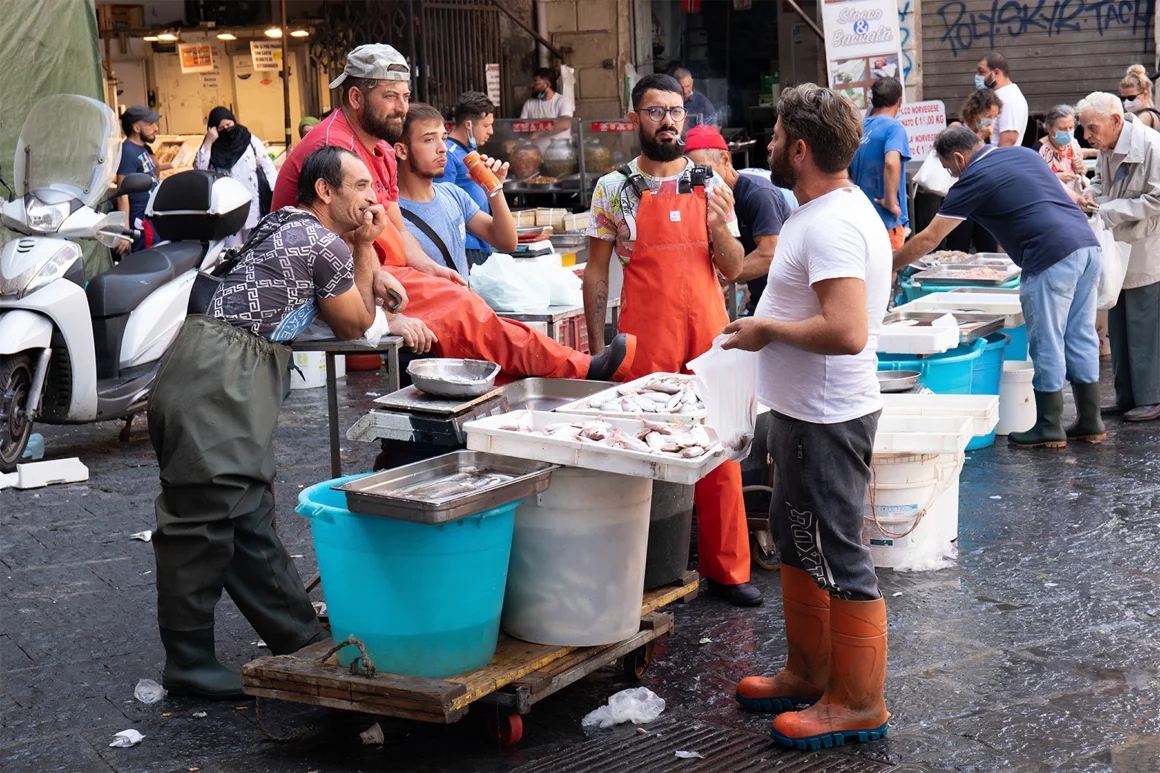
[640, 127, 683, 163]
[768, 143, 796, 190]
[361, 109, 406, 143]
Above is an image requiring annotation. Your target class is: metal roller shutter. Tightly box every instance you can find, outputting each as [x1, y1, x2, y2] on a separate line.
[920, 0, 1156, 118]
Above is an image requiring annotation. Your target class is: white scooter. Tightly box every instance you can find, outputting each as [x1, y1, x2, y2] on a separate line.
[0, 94, 251, 470]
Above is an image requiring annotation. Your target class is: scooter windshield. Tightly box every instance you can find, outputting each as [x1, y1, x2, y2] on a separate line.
[14, 94, 121, 209]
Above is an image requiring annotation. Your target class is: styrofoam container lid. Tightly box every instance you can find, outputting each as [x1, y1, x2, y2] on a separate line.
[899, 295, 1024, 327]
[880, 394, 999, 436]
[876, 320, 959, 356]
[874, 414, 974, 455]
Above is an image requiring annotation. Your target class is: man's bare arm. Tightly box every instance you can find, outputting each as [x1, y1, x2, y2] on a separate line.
[582, 237, 613, 355]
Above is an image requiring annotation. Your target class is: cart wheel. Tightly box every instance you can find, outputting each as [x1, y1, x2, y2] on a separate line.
[490, 712, 523, 747]
[751, 530, 780, 571]
[622, 642, 654, 681]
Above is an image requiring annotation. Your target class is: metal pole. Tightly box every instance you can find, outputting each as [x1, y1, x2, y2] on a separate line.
[408, 0, 421, 101]
[784, 0, 824, 41]
[281, 0, 292, 150]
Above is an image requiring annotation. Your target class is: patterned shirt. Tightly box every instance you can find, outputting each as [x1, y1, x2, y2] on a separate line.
[586, 158, 739, 265]
[209, 209, 355, 342]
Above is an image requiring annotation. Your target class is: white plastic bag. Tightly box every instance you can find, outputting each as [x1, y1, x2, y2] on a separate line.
[469, 253, 550, 312]
[913, 152, 956, 197]
[133, 678, 165, 704]
[581, 687, 665, 729]
[687, 335, 758, 461]
[1091, 215, 1129, 310]
[544, 266, 583, 306]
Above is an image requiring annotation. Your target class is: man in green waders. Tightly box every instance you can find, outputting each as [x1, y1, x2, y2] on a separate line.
[149, 146, 424, 698]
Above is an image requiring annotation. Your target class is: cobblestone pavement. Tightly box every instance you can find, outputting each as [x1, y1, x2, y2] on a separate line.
[3, 368, 1160, 773]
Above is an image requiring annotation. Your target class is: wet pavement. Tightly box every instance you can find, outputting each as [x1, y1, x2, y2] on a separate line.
[4, 365, 1160, 773]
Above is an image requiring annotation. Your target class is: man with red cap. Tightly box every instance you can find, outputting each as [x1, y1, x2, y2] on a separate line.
[685, 125, 792, 315]
[273, 44, 636, 381]
[584, 73, 760, 607]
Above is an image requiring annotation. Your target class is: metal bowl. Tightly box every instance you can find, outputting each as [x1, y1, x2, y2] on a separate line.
[877, 370, 921, 393]
[407, 359, 501, 398]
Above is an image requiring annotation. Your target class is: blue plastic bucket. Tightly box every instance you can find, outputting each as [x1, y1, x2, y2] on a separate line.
[964, 333, 1010, 449]
[878, 337, 987, 395]
[1005, 323, 1028, 360]
[296, 474, 518, 678]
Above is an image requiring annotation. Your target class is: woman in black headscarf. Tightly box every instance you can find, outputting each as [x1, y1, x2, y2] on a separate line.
[194, 107, 278, 244]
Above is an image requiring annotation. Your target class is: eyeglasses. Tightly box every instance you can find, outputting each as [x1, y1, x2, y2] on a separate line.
[640, 106, 687, 123]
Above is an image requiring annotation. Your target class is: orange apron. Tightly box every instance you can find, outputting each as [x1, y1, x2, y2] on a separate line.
[618, 177, 751, 585]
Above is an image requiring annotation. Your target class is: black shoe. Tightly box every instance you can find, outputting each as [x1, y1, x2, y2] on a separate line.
[160, 627, 247, 700]
[706, 579, 764, 607]
[1100, 402, 1133, 416]
[586, 333, 637, 381]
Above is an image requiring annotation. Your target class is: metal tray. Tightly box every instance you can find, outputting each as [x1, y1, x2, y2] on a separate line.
[335, 451, 557, 524]
[943, 286, 1020, 296]
[882, 311, 1005, 344]
[877, 370, 921, 393]
[912, 264, 1021, 286]
[500, 378, 613, 412]
[407, 359, 501, 398]
[554, 373, 707, 423]
[372, 384, 504, 415]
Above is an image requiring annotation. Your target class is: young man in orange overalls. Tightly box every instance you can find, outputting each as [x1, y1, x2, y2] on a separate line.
[582, 73, 761, 607]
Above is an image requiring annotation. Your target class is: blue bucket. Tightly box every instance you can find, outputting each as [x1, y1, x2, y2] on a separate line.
[296, 474, 518, 678]
[964, 332, 1010, 449]
[1005, 323, 1028, 360]
[878, 337, 987, 395]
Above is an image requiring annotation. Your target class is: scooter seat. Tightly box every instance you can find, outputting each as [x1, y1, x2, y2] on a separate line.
[87, 249, 176, 318]
[151, 241, 206, 275]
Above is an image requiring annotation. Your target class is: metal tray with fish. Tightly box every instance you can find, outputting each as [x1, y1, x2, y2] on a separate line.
[554, 373, 707, 422]
[911, 263, 1021, 286]
[881, 310, 1005, 344]
[334, 451, 557, 524]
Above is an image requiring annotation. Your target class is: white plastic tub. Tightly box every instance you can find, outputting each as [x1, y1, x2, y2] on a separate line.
[879, 394, 999, 437]
[864, 452, 964, 570]
[876, 318, 960, 355]
[873, 414, 974, 455]
[501, 468, 652, 646]
[291, 351, 346, 390]
[902, 294, 1025, 327]
[997, 360, 1035, 435]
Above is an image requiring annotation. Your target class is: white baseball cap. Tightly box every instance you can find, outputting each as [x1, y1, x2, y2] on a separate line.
[329, 44, 411, 89]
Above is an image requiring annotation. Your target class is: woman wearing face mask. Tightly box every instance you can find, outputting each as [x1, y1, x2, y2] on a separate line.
[944, 89, 1004, 253]
[1038, 105, 1088, 203]
[1121, 65, 1160, 131]
[194, 106, 278, 245]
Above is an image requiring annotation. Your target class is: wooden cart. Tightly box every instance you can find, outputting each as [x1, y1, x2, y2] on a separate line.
[241, 572, 699, 746]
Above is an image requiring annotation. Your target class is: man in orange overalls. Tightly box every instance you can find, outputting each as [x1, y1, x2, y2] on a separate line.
[272, 44, 636, 381]
[582, 73, 761, 607]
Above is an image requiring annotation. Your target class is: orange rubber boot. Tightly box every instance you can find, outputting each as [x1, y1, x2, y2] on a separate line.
[735, 566, 830, 712]
[770, 596, 890, 750]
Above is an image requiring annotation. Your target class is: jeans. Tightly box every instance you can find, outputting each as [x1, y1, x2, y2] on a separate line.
[1019, 246, 1102, 392]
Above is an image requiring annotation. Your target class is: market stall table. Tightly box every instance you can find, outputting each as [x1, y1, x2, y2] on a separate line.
[500, 299, 620, 350]
[291, 332, 405, 478]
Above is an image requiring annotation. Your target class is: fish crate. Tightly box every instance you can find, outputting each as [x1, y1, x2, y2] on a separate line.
[555, 316, 589, 354]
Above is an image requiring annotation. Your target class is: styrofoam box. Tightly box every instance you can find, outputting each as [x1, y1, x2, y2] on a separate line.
[873, 414, 974, 455]
[901, 294, 1025, 327]
[876, 321, 959, 355]
[464, 411, 726, 484]
[880, 393, 999, 437]
[553, 373, 707, 423]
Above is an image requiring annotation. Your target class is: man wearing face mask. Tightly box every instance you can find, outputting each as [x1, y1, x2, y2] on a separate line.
[975, 52, 1027, 147]
[893, 126, 1103, 448]
[520, 67, 574, 141]
[584, 73, 760, 608]
[437, 92, 499, 268]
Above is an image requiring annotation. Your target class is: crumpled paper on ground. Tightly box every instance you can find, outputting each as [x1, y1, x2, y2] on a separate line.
[360, 722, 384, 745]
[109, 729, 144, 748]
[675, 751, 704, 759]
[130, 530, 152, 542]
[581, 687, 665, 729]
[133, 678, 165, 704]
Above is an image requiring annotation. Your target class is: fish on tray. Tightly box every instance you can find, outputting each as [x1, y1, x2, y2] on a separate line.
[496, 411, 714, 460]
[575, 375, 705, 415]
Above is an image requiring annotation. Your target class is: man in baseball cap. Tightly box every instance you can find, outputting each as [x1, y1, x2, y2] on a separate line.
[684, 124, 791, 316]
[115, 105, 162, 254]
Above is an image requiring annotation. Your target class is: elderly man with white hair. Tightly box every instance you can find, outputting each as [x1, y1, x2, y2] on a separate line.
[1078, 92, 1160, 422]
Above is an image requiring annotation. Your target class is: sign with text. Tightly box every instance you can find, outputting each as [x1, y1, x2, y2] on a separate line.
[589, 121, 635, 132]
[821, 0, 904, 111]
[897, 100, 946, 159]
[486, 63, 501, 107]
[511, 120, 558, 133]
[178, 43, 214, 74]
[250, 40, 283, 72]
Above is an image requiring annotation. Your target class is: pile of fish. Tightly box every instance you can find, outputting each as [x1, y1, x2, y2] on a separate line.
[385, 467, 515, 501]
[574, 375, 704, 415]
[495, 411, 714, 460]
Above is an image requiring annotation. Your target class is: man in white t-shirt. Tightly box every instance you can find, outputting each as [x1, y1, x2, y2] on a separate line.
[520, 67, 574, 140]
[977, 52, 1028, 147]
[723, 84, 892, 752]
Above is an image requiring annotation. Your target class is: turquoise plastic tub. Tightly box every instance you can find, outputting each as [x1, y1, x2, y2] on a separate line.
[878, 338, 987, 395]
[901, 274, 1021, 303]
[964, 333, 1010, 450]
[296, 474, 518, 678]
[1006, 323, 1028, 360]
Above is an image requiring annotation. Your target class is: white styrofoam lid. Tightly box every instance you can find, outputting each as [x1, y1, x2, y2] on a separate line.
[876, 315, 959, 355]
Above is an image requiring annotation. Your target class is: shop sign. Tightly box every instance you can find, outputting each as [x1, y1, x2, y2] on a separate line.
[486, 64, 501, 107]
[178, 43, 214, 74]
[821, 0, 904, 111]
[590, 121, 634, 132]
[250, 40, 283, 72]
[511, 120, 557, 133]
[896, 100, 946, 159]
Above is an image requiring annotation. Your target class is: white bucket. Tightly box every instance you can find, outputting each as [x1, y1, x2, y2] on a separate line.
[863, 452, 963, 571]
[997, 360, 1035, 435]
[502, 468, 652, 646]
[290, 351, 346, 390]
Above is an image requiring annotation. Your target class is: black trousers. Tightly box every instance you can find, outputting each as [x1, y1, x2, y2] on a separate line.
[1109, 283, 1160, 407]
[148, 316, 322, 654]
